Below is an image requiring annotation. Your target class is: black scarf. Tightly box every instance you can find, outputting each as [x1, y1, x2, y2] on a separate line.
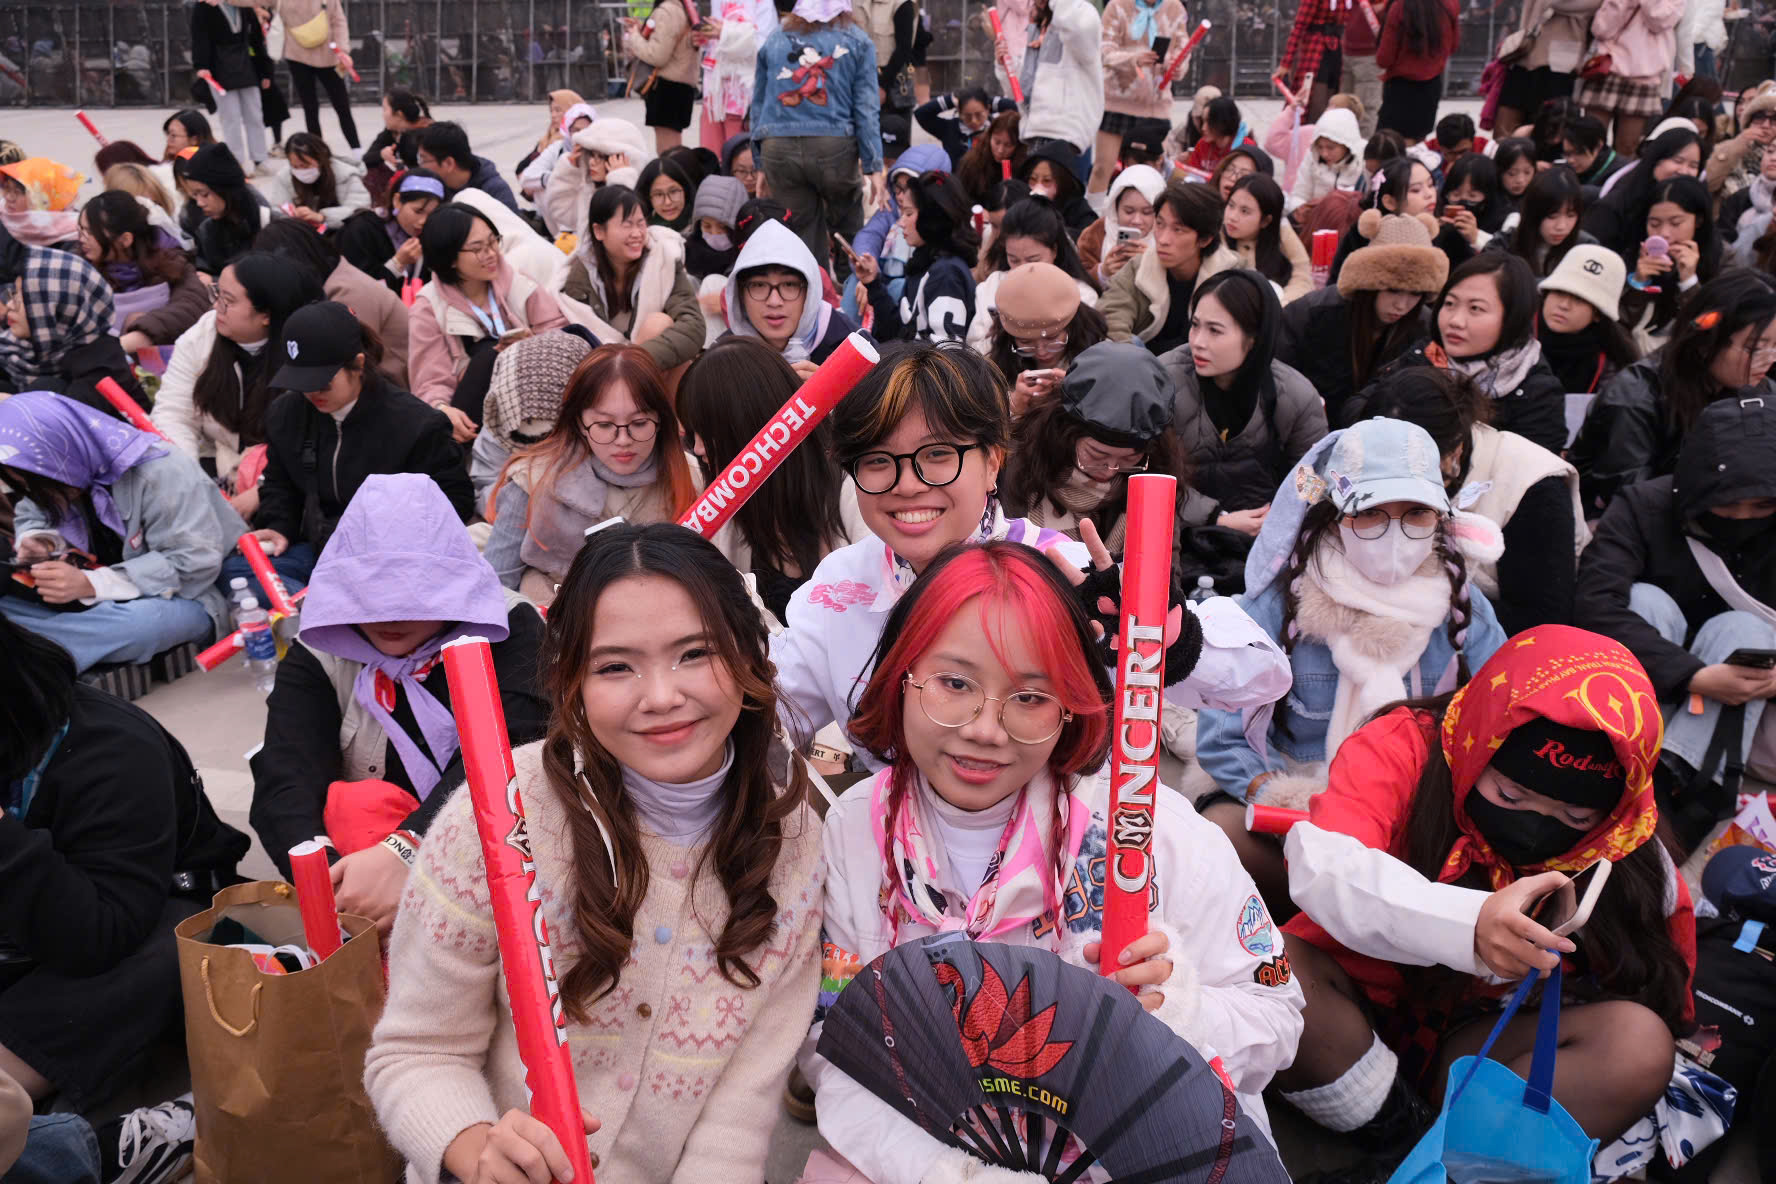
[1537, 322, 1610, 394]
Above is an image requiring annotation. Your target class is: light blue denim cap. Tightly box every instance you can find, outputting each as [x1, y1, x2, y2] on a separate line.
[1317, 417, 1451, 517]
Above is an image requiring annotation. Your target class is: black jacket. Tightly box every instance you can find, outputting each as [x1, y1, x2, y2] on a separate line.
[192, 195, 272, 276]
[249, 604, 548, 878]
[1, 687, 247, 978]
[189, 1, 271, 92]
[1574, 396, 1776, 700]
[914, 94, 1017, 170]
[336, 210, 426, 295]
[1356, 341, 1569, 455]
[452, 155, 521, 214]
[254, 378, 475, 549]
[0, 338, 150, 419]
[1276, 285, 1430, 426]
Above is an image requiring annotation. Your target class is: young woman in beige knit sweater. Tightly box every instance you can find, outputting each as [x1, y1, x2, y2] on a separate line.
[365, 523, 825, 1184]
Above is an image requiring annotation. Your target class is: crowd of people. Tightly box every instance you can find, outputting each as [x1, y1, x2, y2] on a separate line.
[4, 0, 1776, 1181]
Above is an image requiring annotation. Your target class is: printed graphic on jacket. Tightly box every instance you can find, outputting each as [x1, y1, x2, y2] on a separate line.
[778, 40, 849, 107]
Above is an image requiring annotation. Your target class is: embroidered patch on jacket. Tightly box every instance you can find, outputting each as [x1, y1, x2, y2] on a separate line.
[1235, 893, 1275, 958]
[1252, 953, 1292, 988]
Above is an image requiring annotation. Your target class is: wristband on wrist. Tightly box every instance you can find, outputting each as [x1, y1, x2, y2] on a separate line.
[380, 829, 419, 868]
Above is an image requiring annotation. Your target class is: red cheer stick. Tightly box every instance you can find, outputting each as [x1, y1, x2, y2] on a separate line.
[1002, 158, 1013, 180]
[197, 69, 226, 97]
[1357, 0, 1380, 36]
[678, 333, 878, 539]
[288, 840, 343, 960]
[237, 531, 298, 619]
[1245, 802, 1310, 836]
[987, 9, 1023, 104]
[1157, 20, 1210, 91]
[197, 587, 307, 670]
[1100, 474, 1177, 978]
[443, 637, 594, 1184]
[333, 47, 361, 82]
[75, 110, 109, 147]
[1271, 75, 1298, 105]
[96, 377, 167, 439]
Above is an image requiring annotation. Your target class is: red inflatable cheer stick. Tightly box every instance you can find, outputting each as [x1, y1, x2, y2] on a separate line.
[1357, 0, 1381, 36]
[1156, 20, 1210, 91]
[237, 531, 299, 620]
[987, 9, 1023, 104]
[1245, 803, 1310, 836]
[197, 70, 226, 97]
[75, 110, 109, 147]
[197, 588, 307, 671]
[443, 637, 594, 1184]
[288, 840, 343, 960]
[333, 47, 361, 82]
[96, 377, 167, 439]
[1099, 474, 1177, 978]
[678, 334, 877, 539]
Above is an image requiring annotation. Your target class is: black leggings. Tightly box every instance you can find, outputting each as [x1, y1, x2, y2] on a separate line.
[287, 59, 360, 148]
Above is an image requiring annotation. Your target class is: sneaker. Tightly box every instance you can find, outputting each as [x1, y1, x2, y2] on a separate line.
[103, 1093, 195, 1184]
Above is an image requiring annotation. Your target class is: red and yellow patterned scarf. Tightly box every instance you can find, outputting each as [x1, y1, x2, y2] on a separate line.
[1439, 625, 1663, 890]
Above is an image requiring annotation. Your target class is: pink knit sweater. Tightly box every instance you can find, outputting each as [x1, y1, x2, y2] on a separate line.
[364, 740, 824, 1184]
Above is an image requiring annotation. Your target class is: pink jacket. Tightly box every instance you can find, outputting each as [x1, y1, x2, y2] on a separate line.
[1589, 0, 1683, 82]
[1100, 0, 1190, 120]
[408, 262, 569, 408]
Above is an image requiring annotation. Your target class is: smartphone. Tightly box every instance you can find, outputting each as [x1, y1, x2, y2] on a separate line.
[1150, 35, 1172, 61]
[1725, 647, 1776, 669]
[1116, 225, 1143, 243]
[1540, 860, 1613, 939]
[832, 231, 857, 260]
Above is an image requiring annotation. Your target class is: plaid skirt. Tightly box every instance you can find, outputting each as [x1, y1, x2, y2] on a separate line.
[1576, 72, 1664, 118]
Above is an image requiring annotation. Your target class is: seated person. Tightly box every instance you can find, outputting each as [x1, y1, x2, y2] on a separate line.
[415, 121, 520, 213]
[0, 246, 149, 416]
[77, 190, 212, 353]
[470, 328, 595, 503]
[558, 186, 706, 375]
[0, 391, 244, 671]
[1101, 182, 1235, 353]
[684, 174, 744, 282]
[252, 217, 411, 389]
[255, 132, 373, 232]
[335, 168, 443, 296]
[250, 474, 546, 934]
[722, 220, 862, 376]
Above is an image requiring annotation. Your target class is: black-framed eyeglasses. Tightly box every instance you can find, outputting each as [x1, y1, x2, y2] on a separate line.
[742, 276, 808, 303]
[581, 416, 659, 444]
[905, 672, 1072, 745]
[1346, 506, 1441, 539]
[846, 442, 979, 494]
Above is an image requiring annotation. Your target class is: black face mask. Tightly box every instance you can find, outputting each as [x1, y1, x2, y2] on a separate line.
[1697, 511, 1776, 552]
[1465, 792, 1590, 867]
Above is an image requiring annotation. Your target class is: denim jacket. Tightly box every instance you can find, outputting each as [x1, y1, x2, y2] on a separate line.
[1194, 575, 1507, 798]
[749, 25, 884, 174]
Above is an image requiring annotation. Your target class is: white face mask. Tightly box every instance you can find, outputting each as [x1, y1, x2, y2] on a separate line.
[1337, 522, 1438, 586]
[704, 230, 732, 251]
[292, 165, 322, 185]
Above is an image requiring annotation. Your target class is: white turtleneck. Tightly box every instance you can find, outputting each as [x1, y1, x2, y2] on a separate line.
[621, 742, 736, 846]
[922, 777, 1020, 895]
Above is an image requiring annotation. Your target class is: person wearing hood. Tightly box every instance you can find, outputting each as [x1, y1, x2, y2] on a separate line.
[250, 473, 547, 933]
[0, 247, 150, 421]
[1076, 162, 1165, 289]
[1193, 417, 1507, 906]
[684, 174, 746, 281]
[1357, 252, 1569, 455]
[1016, 141, 1095, 235]
[76, 190, 212, 353]
[1278, 210, 1444, 427]
[1286, 105, 1368, 214]
[750, 0, 885, 274]
[993, 0, 1105, 166]
[721, 130, 761, 196]
[983, 260, 1108, 414]
[540, 118, 651, 239]
[858, 168, 978, 344]
[181, 143, 274, 276]
[1363, 365, 1589, 635]
[335, 167, 445, 296]
[722, 219, 861, 373]
[1534, 243, 1640, 396]
[411, 203, 571, 439]
[0, 158, 82, 255]
[484, 345, 703, 603]
[1576, 394, 1776, 854]
[187, 0, 271, 170]
[468, 328, 596, 502]
[416, 121, 520, 216]
[255, 132, 372, 232]
[1092, 0, 1189, 202]
[1159, 269, 1328, 534]
[1570, 270, 1776, 515]
[1001, 339, 1219, 546]
[248, 301, 474, 594]
[0, 391, 246, 672]
[559, 186, 706, 374]
[848, 142, 948, 319]
[517, 92, 593, 200]
[1102, 180, 1237, 352]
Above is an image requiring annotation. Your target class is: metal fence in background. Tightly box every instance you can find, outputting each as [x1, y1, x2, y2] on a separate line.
[6, 1, 1772, 110]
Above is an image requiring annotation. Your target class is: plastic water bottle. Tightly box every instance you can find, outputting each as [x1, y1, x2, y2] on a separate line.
[1188, 575, 1216, 604]
[236, 597, 278, 694]
[228, 576, 251, 613]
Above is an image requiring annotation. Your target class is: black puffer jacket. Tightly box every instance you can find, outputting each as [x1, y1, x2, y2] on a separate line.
[1574, 395, 1776, 700]
[1353, 340, 1568, 455]
[0, 337, 150, 418]
[1276, 285, 1430, 426]
[1157, 349, 1327, 513]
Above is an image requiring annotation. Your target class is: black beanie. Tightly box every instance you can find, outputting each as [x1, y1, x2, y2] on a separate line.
[1487, 716, 1626, 810]
[185, 142, 247, 192]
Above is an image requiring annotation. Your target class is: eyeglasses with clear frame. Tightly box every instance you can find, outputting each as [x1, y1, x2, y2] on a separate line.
[904, 672, 1072, 745]
[1345, 506, 1441, 540]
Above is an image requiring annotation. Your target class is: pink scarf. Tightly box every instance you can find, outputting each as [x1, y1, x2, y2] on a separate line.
[868, 766, 1090, 942]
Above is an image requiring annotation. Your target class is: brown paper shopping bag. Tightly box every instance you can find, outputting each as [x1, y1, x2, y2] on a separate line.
[175, 880, 402, 1183]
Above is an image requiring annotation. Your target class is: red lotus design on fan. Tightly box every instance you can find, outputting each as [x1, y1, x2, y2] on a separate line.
[936, 961, 1074, 1077]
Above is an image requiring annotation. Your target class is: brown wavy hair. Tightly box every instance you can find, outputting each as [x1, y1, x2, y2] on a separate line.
[539, 522, 810, 1015]
[958, 110, 1026, 204]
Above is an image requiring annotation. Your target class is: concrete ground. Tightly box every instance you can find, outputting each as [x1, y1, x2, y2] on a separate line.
[20, 91, 1754, 1181]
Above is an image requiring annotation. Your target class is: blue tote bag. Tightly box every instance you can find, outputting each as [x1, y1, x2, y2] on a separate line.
[1388, 964, 1599, 1184]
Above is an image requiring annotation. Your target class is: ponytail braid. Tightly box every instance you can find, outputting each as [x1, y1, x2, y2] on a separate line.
[1435, 525, 1475, 685]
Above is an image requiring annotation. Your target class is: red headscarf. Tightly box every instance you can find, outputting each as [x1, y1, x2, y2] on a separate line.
[1439, 625, 1663, 889]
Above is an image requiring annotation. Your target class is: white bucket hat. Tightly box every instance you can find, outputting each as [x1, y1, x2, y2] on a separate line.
[1539, 244, 1626, 322]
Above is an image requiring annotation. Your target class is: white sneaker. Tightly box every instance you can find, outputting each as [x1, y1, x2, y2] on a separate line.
[1160, 701, 1196, 762]
[111, 1093, 196, 1184]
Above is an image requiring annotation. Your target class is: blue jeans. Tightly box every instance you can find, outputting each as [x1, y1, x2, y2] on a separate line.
[1630, 582, 1776, 777]
[216, 542, 318, 605]
[1, 1115, 100, 1184]
[0, 596, 212, 673]
[1693, 44, 1718, 82]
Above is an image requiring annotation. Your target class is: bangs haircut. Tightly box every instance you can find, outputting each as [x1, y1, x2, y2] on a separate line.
[829, 342, 1011, 466]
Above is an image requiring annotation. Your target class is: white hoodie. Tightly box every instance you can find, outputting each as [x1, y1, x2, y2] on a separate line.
[723, 220, 836, 364]
[254, 156, 372, 230]
[995, 0, 1105, 153]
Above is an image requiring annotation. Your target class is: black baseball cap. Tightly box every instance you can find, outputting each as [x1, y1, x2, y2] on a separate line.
[272, 301, 364, 392]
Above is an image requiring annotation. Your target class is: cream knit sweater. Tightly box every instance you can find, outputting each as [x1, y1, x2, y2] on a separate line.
[364, 740, 825, 1184]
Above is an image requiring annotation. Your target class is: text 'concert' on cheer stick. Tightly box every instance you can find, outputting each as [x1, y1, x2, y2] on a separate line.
[75, 110, 109, 146]
[442, 637, 594, 1184]
[96, 377, 168, 440]
[678, 333, 878, 539]
[987, 9, 1023, 104]
[287, 840, 343, 960]
[196, 588, 307, 671]
[1156, 20, 1210, 91]
[1099, 473, 1176, 978]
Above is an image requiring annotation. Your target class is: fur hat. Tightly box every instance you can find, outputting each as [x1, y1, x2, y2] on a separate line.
[1539, 243, 1625, 322]
[1337, 209, 1448, 298]
[1740, 81, 1776, 128]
